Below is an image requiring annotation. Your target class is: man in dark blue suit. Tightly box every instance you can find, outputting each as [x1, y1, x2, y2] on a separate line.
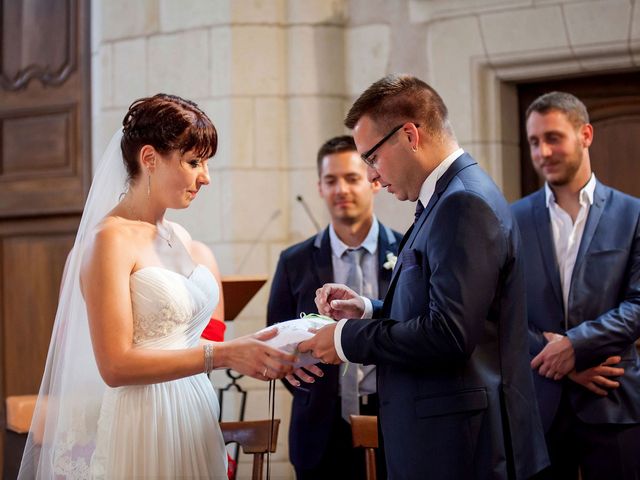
[267, 135, 401, 479]
[512, 91, 640, 479]
[299, 75, 548, 479]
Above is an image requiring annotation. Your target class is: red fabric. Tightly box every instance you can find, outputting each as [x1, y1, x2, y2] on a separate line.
[201, 318, 226, 341]
[227, 453, 237, 479]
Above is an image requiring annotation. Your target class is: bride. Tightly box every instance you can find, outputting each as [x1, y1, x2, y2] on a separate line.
[19, 94, 296, 479]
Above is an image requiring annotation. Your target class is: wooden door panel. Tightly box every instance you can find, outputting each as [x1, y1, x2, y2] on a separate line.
[0, 0, 90, 218]
[1, 0, 76, 90]
[0, 103, 86, 216]
[2, 110, 71, 174]
[0, 217, 79, 396]
[0, 215, 80, 473]
[0, 0, 90, 472]
[588, 113, 640, 199]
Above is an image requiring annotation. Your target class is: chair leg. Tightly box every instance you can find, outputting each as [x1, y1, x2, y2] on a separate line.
[365, 448, 377, 480]
[252, 453, 264, 480]
[4, 431, 27, 480]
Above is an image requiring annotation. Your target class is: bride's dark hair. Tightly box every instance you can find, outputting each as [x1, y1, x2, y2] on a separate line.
[121, 93, 217, 182]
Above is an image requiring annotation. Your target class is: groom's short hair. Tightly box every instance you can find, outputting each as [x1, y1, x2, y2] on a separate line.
[344, 74, 454, 140]
[316, 135, 357, 176]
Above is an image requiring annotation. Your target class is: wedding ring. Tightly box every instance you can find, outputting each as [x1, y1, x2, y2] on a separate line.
[263, 367, 268, 377]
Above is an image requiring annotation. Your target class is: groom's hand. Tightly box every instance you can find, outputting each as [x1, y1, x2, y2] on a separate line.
[315, 283, 364, 320]
[298, 323, 341, 365]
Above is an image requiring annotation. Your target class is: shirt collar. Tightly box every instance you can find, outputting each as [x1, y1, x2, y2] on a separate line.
[329, 217, 379, 258]
[418, 148, 464, 207]
[545, 173, 596, 208]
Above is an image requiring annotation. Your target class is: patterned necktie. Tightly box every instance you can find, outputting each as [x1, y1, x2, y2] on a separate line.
[340, 247, 365, 422]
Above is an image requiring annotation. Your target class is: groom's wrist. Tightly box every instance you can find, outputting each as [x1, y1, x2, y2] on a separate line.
[334, 319, 350, 362]
[361, 296, 373, 318]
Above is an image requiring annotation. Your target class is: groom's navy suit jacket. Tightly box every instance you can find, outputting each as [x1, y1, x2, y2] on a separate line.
[266, 222, 401, 470]
[512, 181, 640, 432]
[341, 154, 548, 480]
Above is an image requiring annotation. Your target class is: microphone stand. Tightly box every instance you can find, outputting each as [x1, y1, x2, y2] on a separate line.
[296, 195, 321, 232]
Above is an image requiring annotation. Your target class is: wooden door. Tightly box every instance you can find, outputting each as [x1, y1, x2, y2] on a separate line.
[517, 71, 640, 198]
[0, 0, 91, 471]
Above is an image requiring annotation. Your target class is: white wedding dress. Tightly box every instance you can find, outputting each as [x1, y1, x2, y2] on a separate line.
[89, 264, 228, 479]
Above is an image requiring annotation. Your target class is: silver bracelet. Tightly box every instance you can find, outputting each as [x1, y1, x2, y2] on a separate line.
[203, 344, 214, 374]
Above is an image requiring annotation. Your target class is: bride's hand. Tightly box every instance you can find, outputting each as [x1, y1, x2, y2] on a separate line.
[218, 328, 296, 381]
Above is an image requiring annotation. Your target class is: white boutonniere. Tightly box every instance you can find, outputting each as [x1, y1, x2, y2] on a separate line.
[383, 252, 397, 270]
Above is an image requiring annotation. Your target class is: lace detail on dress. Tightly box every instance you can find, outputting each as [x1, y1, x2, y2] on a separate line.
[52, 431, 93, 479]
[51, 395, 102, 478]
[53, 446, 91, 479]
[129, 267, 213, 345]
[132, 299, 190, 344]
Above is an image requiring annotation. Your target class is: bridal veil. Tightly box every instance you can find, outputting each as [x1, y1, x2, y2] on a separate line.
[18, 129, 127, 478]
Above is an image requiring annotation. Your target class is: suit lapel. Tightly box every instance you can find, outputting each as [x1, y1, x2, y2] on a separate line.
[572, 181, 607, 278]
[387, 153, 477, 300]
[396, 223, 414, 254]
[532, 190, 564, 310]
[312, 228, 334, 286]
[407, 152, 476, 250]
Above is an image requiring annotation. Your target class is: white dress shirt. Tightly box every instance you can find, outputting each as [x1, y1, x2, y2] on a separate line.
[334, 148, 464, 362]
[329, 219, 379, 395]
[545, 174, 596, 324]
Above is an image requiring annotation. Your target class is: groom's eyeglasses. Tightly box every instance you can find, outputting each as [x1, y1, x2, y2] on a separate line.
[361, 123, 420, 168]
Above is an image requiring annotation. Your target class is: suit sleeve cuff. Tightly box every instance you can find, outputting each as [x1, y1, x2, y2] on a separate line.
[334, 319, 350, 362]
[565, 329, 589, 370]
[362, 296, 373, 319]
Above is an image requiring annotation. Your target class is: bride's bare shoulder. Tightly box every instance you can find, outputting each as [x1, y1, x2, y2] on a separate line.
[85, 217, 146, 264]
[94, 216, 144, 244]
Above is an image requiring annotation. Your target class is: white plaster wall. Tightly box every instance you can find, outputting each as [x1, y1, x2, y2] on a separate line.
[91, 0, 640, 477]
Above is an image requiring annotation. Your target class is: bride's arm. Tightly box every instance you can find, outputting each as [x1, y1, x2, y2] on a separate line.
[81, 224, 295, 387]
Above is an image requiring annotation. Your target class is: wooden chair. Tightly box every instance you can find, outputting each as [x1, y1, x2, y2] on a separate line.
[350, 414, 379, 480]
[220, 419, 280, 480]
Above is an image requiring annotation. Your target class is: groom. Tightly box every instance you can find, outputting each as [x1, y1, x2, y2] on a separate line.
[299, 75, 549, 479]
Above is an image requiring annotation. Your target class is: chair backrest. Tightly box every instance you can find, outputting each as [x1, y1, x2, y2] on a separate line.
[350, 414, 379, 480]
[220, 419, 280, 480]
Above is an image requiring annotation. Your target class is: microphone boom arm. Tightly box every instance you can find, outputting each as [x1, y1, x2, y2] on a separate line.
[296, 195, 321, 232]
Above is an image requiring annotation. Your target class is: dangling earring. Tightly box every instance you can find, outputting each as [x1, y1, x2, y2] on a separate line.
[147, 173, 151, 199]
